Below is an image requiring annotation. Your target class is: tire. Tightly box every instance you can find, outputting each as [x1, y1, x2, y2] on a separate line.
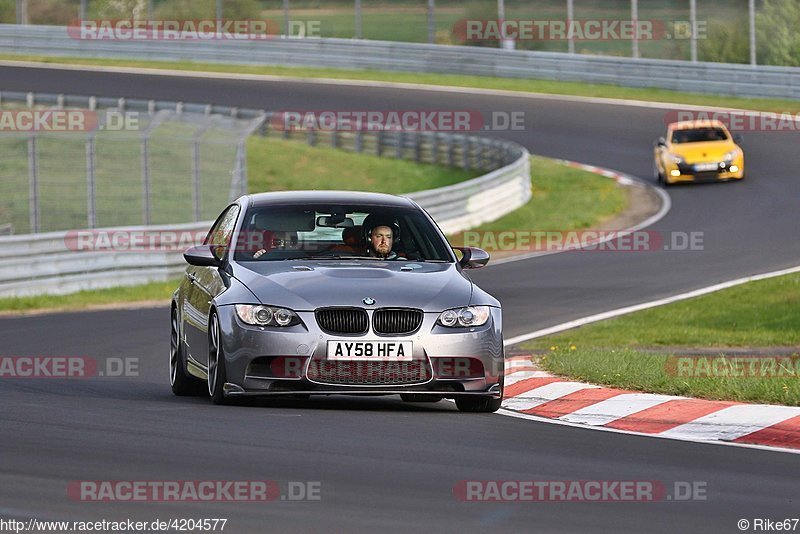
[400, 394, 442, 403]
[455, 376, 503, 413]
[207, 311, 230, 405]
[653, 161, 663, 184]
[170, 307, 204, 396]
[455, 396, 503, 413]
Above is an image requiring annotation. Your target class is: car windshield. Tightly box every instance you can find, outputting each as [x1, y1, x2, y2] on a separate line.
[671, 127, 729, 144]
[234, 203, 454, 262]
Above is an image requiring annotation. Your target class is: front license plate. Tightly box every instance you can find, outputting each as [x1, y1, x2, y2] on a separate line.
[694, 162, 718, 172]
[327, 341, 413, 361]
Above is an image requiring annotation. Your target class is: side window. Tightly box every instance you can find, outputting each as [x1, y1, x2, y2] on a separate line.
[204, 205, 240, 260]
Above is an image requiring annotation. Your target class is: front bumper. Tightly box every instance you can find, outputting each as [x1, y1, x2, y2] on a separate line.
[215, 305, 504, 399]
[665, 160, 744, 183]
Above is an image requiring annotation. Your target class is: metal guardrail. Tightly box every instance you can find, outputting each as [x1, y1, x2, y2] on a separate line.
[1, 24, 799, 99]
[0, 93, 530, 297]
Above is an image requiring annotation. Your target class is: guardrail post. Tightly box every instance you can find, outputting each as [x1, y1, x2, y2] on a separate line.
[331, 128, 339, 149]
[413, 132, 421, 162]
[492, 141, 502, 168]
[446, 135, 455, 167]
[376, 130, 383, 157]
[86, 133, 97, 228]
[139, 110, 171, 225]
[190, 116, 220, 222]
[631, 0, 639, 59]
[355, 130, 363, 153]
[141, 133, 151, 225]
[354, 0, 362, 39]
[461, 137, 469, 169]
[229, 141, 248, 200]
[307, 127, 317, 147]
[395, 131, 404, 159]
[431, 133, 439, 164]
[27, 135, 39, 234]
[260, 115, 269, 137]
[191, 137, 201, 221]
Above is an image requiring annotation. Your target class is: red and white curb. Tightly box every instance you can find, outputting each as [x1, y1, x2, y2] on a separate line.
[501, 355, 800, 453]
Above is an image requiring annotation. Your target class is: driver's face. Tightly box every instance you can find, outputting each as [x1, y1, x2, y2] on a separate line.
[370, 226, 393, 255]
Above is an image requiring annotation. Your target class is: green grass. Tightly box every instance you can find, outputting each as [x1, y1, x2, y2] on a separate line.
[523, 272, 800, 405]
[2, 54, 800, 114]
[448, 155, 627, 248]
[0, 278, 181, 313]
[537, 347, 800, 406]
[246, 136, 476, 193]
[523, 273, 800, 350]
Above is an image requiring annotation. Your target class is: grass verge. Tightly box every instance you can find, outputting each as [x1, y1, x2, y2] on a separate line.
[0, 279, 181, 315]
[0, 154, 626, 313]
[2, 54, 800, 114]
[247, 136, 476, 194]
[448, 155, 627, 248]
[521, 272, 800, 405]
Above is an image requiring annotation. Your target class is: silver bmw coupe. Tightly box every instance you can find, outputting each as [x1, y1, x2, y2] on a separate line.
[170, 191, 504, 412]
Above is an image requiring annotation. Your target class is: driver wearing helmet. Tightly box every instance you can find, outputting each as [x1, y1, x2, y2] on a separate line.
[364, 218, 405, 260]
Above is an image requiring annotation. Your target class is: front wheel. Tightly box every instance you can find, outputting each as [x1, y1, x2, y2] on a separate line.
[455, 396, 503, 413]
[207, 311, 230, 405]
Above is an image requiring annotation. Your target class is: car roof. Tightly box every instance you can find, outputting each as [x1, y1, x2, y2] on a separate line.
[668, 119, 729, 131]
[245, 190, 417, 209]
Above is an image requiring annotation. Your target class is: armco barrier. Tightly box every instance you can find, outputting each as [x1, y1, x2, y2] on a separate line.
[0, 93, 530, 297]
[0, 24, 798, 99]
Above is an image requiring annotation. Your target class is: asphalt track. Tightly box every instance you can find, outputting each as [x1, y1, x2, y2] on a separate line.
[1, 65, 799, 532]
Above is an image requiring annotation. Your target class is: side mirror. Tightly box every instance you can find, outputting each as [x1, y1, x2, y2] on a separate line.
[184, 245, 222, 267]
[732, 133, 743, 143]
[454, 247, 490, 269]
[656, 137, 667, 147]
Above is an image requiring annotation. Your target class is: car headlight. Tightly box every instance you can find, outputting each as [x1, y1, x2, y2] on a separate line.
[437, 306, 491, 328]
[668, 153, 685, 164]
[723, 149, 740, 162]
[235, 304, 300, 327]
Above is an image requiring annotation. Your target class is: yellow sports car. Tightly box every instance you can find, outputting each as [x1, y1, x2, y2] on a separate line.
[654, 120, 744, 185]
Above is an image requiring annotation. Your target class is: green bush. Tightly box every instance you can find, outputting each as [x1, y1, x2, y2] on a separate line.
[28, 0, 79, 25]
[154, 0, 261, 20]
[0, 0, 13, 23]
[756, 0, 800, 66]
[698, 19, 749, 64]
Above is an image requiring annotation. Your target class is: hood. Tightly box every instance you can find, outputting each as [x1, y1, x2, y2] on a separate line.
[231, 260, 474, 312]
[670, 140, 736, 162]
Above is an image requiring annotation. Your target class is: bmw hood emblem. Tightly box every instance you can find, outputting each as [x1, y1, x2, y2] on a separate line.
[362, 297, 375, 305]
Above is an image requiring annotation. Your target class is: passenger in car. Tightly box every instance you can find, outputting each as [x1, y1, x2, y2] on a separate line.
[327, 225, 365, 255]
